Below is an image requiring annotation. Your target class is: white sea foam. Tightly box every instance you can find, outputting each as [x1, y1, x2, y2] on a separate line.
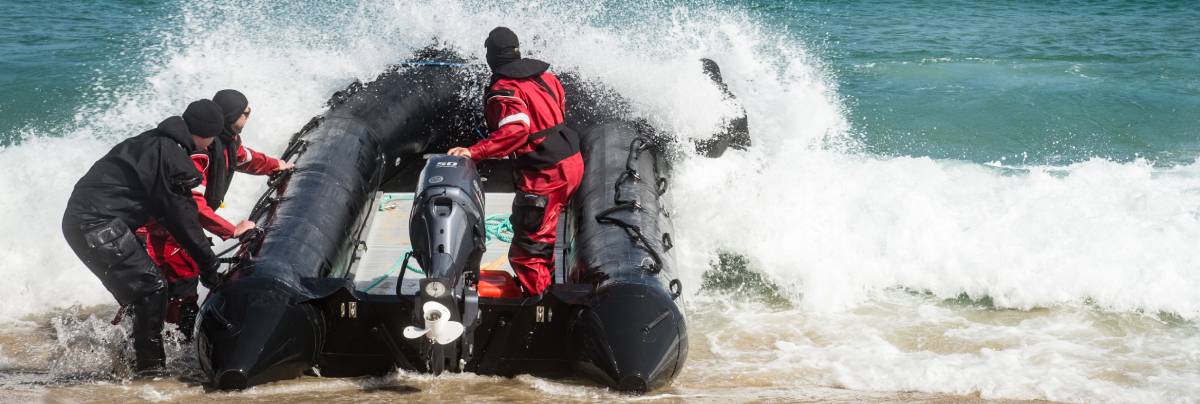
[0, 0, 1197, 401]
[687, 294, 1200, 403]
[673, 151, 1200, 318]
[0, 0, 755, 321]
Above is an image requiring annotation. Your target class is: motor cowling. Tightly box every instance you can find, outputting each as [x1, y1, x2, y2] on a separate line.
[409, 155, 486, 281]
[405, 155, 486, 373]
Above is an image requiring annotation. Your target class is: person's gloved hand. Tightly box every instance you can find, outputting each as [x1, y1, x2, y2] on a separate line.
[200, 260, 224, 290]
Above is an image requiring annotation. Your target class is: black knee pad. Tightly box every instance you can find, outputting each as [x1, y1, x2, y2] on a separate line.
[512, 191, 553, 258]
[74, 218, 166, 305]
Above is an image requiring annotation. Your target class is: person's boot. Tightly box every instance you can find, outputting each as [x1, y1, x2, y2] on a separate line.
[130, 287, 168, 377]
[176, 296, 200, 342]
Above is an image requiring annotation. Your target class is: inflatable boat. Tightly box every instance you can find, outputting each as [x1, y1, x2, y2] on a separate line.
[194, 48, 747, 392]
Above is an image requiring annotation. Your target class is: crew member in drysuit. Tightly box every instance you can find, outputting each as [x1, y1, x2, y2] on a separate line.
[138, 89, 289, 339]
[205, 89, 293, 212]
[61, 100, 225, 375]
[448, 27, 583, 296]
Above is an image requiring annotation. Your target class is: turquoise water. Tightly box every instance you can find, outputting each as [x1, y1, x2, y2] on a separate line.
[3, 1, 1198, 164]
[769, 1, 1200, 165]
[0, 0, 159, 143]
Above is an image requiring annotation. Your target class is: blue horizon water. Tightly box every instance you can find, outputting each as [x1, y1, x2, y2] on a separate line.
[765, 0, 1200, 166]
[2, 0, 1198, 166]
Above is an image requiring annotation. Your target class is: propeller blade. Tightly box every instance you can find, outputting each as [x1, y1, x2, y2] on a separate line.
[434, 321, 465, 345]
[403, 326, 429, 339]
[403, 301, 464, 344]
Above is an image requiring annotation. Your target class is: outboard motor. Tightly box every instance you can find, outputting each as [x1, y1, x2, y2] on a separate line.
[402, 155, 486, 373]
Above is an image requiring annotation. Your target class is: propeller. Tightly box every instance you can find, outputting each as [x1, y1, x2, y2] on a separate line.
[403, 301, 465, 345]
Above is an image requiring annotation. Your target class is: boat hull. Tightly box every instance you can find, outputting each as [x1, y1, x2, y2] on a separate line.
[197, 50, 698, 392]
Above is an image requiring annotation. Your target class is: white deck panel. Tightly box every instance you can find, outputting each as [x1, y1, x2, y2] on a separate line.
[353, 192, 516, 295]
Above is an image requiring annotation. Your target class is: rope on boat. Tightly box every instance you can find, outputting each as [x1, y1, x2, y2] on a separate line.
[362, 207, 513, 293]
[484, 214, 514, 244]
[379, 194, 513, 244]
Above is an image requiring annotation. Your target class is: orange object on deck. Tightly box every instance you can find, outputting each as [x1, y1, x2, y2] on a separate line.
[478, 268, 523, 299]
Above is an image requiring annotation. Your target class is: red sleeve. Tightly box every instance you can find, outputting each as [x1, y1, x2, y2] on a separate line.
[467, 84, 531, 161]
[190, 154, 237, 240]
[234, 144, 282, 175]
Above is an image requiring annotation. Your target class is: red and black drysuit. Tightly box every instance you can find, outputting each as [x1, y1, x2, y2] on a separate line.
[62, 115, 219, 371]
[137, 142, 280, 331]
[467, 58, 583, 296]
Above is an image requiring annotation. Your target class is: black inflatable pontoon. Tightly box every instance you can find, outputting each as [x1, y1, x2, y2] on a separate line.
[195, 49, 746, 392]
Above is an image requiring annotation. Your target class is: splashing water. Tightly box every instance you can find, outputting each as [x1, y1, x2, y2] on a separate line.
[1, 0, 1197, 401]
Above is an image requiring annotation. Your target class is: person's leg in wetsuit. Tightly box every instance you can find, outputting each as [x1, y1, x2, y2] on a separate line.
[62, 217, 169, 374]
[142, 230, 202, 341]
[508, 154, 585, 296]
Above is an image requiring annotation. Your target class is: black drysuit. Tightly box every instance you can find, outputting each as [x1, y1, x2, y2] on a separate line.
[61, 116, 218, 371]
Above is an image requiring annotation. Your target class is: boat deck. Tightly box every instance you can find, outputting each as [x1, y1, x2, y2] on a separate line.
[351, 192, 516, 295]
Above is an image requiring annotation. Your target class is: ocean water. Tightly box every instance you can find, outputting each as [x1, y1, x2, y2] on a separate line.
[774, 1, 1200, 165]
[1, 0, 1198, 402]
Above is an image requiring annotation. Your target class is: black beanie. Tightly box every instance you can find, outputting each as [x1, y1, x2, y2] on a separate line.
[182, 99, 224, 138]
[213, 89, 249, 134]
[485, 27, 521, 71]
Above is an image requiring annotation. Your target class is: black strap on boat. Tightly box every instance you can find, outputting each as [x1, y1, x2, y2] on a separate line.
[267, 138, 308, 188]
[251, 131, 313, 221]
[614, 137, 650, 204]
[215, 228, 265, 264]
[235, 126, 317, 268]
[593, 135, 671, 274]
[249, 193, 279, 221]
[327, 80, 364, 107]
[393, 251, 413, 296]
[281, 137, 311, 161]
[595, 203, 663, 274]
[669, 279, 683, 300]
